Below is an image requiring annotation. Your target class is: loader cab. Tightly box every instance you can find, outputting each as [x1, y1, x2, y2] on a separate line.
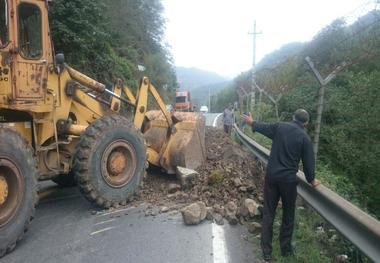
[0, 0, 53, 105]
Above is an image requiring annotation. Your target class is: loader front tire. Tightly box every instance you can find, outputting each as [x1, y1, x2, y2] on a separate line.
[73, 115, 146, 209]
[0, 126, 38, 258]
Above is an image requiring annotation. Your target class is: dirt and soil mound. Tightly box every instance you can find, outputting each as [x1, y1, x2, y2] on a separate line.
[131, 127, 265, 225]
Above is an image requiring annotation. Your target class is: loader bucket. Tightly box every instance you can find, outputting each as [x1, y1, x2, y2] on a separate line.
[142, 111, 206, 174]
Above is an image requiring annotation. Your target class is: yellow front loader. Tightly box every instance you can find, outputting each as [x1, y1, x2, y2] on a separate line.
[0, 0, 205, 257]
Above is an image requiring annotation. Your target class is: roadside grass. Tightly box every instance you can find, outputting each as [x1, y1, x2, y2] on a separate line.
[251, 203, 347, 263]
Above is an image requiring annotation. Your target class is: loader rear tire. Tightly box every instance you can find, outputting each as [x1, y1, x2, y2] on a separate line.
[73, 115, 146, 209]
[0, 126, 38, 258]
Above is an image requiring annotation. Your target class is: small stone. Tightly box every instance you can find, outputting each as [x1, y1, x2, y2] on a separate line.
[329, 234, 338, 242]
[240, 199, 260, 218]
[166, 194, 176, 200]
[246, 184, 255, 191]
[190, 194, 199, 201]
[336, 255, 348, 262]
[206, 207, 213, 220]
[91, 210, 97, 215]
[207, 154, 217, 161]
[232, 178, 242, 187]
[238, 186, 247, 192]
[214, 213, 224, 225]
[316, 226, 325, 235]
[247, 222, 262, 233]
[213, 205, 225, 217]
[168, 183, 181, 194]
[226, 214, 238, 225]
[160, 206, 169, 213]
[225, 201, 238, 215]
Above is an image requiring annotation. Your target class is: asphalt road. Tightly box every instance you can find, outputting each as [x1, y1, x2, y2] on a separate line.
[1, 114, 260, 263]
[2, 183, 260, 263]
[204, 113, 223, 127]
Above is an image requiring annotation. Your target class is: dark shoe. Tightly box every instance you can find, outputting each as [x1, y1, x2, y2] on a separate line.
[263, 254, 272, 262]
[281, 250, 294, 257]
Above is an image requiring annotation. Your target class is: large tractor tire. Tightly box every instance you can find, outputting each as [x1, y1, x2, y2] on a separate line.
[52, 173, 76, 187]
[0, 126, 38, 258]
[73, 115, 146, 209]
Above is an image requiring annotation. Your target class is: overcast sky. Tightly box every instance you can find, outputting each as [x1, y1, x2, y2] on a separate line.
[163, 0, 374, 78]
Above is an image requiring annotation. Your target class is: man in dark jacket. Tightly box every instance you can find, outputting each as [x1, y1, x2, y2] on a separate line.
[240, 109, 320, 262]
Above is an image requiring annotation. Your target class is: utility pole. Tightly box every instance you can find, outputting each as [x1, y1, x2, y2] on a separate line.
[305, 56, 347, 162]
[248, 20, 262, 115]
[208, 86, 211, 113]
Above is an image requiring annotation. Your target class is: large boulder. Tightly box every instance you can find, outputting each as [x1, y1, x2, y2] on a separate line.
[181, 202, 207, 225]
[176, 166, 199, 189]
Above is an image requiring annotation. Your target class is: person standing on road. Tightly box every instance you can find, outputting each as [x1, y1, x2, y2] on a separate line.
[240, 109, 320, 262]
[223, 104, 234, 135]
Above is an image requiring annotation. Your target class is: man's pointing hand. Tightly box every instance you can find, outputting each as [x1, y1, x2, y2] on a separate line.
[240, 114, 253, 125]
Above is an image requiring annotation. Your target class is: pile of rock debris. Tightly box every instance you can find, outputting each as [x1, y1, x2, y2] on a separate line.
[133, 127, 265, 231]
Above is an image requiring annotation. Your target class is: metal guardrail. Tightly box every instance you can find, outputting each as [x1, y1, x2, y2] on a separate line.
[233, 123, 380, 262]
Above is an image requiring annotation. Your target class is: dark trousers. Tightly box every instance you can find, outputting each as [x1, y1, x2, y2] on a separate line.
[261, 179, 298, 256]
[224, 124, 232, 134]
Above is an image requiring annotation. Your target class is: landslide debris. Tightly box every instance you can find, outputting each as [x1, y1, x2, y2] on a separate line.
[132, 127, 265, 226]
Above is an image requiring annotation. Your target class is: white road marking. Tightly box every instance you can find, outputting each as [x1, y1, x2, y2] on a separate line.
[94, 219, 116, 226]
[90, 226, 117, 236]
[213, 113, 223, 127]
[212, 223, 229, 263]
[96, 207, 134, 217]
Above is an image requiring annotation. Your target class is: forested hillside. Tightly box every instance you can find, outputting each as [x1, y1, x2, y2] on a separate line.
[215, 10, 380, 217]
[49, 0, 177, 100]
[176, 67, 228, 90]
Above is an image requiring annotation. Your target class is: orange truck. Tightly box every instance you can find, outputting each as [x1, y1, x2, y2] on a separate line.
[175, 90, 193, 112]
